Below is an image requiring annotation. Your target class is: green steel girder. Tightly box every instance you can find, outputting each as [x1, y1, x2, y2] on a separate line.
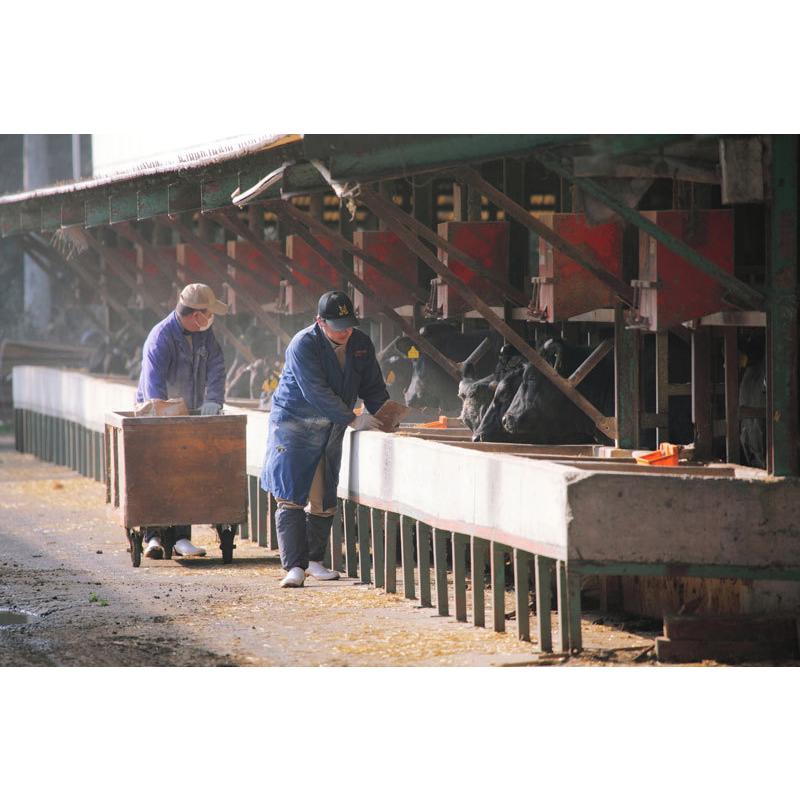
[201, 174, 241, 212]
[303, 134, 584, 182]
[19, 205, 40, 233]
[84, 193, 110, 228]
[534, 148, 766, 311]
[137, 186, 169, 219]
[109, 191, 139, 224]
[767, 134, 799, 477]
[61, 198, 84, 228]
[41, 200, 62, 232]
[168, 182, 201, 214]
[586, 134, 697, 158]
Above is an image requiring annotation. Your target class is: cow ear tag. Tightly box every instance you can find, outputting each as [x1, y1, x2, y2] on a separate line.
[407, 346, 420, 360]
[386, 370, 396, 385]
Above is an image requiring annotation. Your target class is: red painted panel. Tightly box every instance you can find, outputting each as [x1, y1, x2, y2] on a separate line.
[284, 234, 344, 315]
[533, 213, 624, 322]
[225, 241, 281, 309]
[635, 210, 734, 331]
[352, 231, 418, 317]
[436, 222, 509, 317]
[175, 243, 227, 299]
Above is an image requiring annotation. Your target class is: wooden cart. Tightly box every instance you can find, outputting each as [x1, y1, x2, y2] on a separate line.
[105, 411, 247, 567]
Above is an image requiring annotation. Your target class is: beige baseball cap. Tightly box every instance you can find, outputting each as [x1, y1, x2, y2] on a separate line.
[178, 283, 228, 315]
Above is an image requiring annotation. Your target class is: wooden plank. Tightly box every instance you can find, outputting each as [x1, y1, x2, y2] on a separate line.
[656, 636, 799, 663]
[664, 614, 798, 642]
[568, 339, 614, 388]
[384, 511, 398, 593]
[491, 541, 506, 633]
[370, 507, 385, 589]
[400, 515, 416, 600]
[357, 504, 371, 584]
[433, 528, 450, 616]
[452, 533, 468, 622]
[416, 521, 432, 608]
[535, 555, 553, 653]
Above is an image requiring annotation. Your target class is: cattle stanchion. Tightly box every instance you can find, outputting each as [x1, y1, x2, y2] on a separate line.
[514, 549, 532, 642]
[257, 484, 269, 547]
[267, 494, 278, 550]
[567, 568, 583, 652]
[471, 537, 487, 628]
[330, 502, 345, 572]
[357, 504, 371, 584]
[384, 511, 399, 593]
[370, 507, 385, 589]
[343, 500, 358, 578]
[242, 479, 253, 541]
[452, 533, 468, 622]
[491, 542, 508, 633]
[433, 528, 450, 617]
[400, 515, 416, 600]
[535, 556, 554, 652]
[416, 521, 433, 607]
[556, 561, 570, 652]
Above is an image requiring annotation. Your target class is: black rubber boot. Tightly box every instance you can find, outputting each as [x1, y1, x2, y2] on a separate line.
[306, 513, 334, 563]
[275, 506, 309, 570]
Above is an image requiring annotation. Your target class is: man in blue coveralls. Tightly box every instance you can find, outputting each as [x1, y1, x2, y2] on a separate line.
[135, 283, 228, 559]
[262, 290, 389, 588]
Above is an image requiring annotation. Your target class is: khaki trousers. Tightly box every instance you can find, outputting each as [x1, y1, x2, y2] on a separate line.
[275, 458, 336, 517]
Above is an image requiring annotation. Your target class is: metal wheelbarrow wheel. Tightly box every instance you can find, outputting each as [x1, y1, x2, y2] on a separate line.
[126, 529, 143, 568]
[216, 525, 237, 564]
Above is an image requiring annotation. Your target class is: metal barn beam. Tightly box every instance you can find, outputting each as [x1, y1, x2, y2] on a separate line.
[533, 149, 765, 311]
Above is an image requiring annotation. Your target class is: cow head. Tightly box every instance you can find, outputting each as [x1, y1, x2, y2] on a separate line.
[502, 362, 594, 444]
[473, 366, 525, 442]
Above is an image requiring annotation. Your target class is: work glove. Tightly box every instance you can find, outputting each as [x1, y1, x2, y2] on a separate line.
[350, 413, 383, 432]
[200, 401, 222, 416]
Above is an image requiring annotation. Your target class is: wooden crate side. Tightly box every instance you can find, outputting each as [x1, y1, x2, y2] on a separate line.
[120, 417, 247, 527]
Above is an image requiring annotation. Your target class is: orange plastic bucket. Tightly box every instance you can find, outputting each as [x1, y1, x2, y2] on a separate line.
[635, 442, 681, 467]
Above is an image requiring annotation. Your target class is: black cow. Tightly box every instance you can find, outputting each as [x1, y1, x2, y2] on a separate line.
[393, 323, 502, 413]
[473, 366, 526, 442]
[502, 338, 615, 444]
[459, 344, 526, 436]
[739, 356, 766, 468]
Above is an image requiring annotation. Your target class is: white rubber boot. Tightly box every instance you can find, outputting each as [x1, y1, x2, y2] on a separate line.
[280, 566, 306, 588]
[144, 537, 163, 559]
[174, 538, 206, 557]
[306, 561, 340, 581]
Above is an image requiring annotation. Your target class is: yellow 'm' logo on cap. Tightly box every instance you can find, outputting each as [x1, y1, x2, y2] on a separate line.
[338, 304, 349, 316]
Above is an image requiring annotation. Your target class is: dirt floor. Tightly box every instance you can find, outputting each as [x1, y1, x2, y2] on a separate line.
[0, 434, 666, 667]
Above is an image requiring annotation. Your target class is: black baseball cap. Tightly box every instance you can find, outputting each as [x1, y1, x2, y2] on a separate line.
[318, 290, 360, 331]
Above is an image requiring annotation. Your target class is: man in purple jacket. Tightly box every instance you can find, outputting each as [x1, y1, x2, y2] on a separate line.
[135, 283, 228, 559]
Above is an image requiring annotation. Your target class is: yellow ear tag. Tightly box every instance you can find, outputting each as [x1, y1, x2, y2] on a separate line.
[386, 370, 396, 385]
[407, 346, 420, 360]
[739, 354, 748, 368]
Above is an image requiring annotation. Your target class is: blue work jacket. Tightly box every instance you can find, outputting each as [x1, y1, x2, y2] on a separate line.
[135, 311, 226, 412]
[261, 323, 389, 508]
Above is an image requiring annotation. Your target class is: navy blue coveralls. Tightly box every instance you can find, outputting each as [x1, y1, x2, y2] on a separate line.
[261, 322, 389, 570]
